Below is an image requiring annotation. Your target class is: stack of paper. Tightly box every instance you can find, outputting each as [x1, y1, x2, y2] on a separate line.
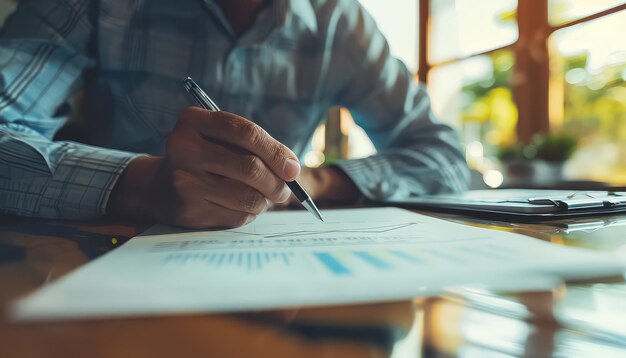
[11, 208, 626, 321]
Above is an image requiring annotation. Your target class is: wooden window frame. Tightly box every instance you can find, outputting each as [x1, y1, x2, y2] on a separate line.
[417, 0, 626, 142]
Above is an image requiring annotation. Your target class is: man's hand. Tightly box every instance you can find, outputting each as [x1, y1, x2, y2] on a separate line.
[107, 107, 301, 228]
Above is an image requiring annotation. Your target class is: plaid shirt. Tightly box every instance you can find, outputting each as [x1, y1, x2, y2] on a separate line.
[0, 0, 469, 219]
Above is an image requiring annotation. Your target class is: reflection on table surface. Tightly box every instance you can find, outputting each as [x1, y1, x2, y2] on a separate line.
[0, 210, 625, 357]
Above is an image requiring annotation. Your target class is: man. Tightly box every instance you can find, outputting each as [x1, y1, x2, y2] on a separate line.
[0, 0, 469, 228]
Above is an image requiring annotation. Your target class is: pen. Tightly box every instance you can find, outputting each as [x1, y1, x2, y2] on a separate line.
[182, 77, 324, 222]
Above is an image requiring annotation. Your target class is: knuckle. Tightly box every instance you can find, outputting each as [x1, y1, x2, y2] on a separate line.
[269, 182, 287, 201]
[240, 192, 264, 214]
[233, 214, 254, 228]
[249, 126, 264, 147]
[239, 121, 263, 145]
[270, 145, 288, 166]
[240, 156, 264, 181]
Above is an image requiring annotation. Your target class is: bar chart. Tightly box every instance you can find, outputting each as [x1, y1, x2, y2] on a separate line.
[162, 244, 512, 277]
[150, 234, 427, 252]
[164, 251, 294, 271]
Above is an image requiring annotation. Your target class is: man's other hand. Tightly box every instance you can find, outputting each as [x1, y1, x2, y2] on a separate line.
[107, 107, 301, 228]
[271, 166, 361, 210]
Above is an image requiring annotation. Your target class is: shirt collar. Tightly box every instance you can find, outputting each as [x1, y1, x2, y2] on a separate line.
[199, 0, 318, 39]
[274, 0, 318, 34]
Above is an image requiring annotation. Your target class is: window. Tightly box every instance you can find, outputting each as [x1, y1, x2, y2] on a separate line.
[548, 0, 626, 25]
[426, 0, 519, 184]
[429, 0, 518, 63]
[359, 0, 418, 73]
[549, 10, 626, 184]
[423, 0, 626, 186]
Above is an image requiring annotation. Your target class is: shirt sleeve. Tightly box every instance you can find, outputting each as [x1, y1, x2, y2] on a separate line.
[326, 2, 470, 201]
[0, 0, 138, 219]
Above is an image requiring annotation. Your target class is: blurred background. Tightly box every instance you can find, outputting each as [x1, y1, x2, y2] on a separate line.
[312, 0, 626, 190]
[1, 0, 624, 190]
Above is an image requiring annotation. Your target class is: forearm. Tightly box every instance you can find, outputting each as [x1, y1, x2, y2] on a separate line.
[335, 135, 470, 201]
[0, 126, 138, 219]
[298, 129, 469, 203]
[322, 1, 469, 201]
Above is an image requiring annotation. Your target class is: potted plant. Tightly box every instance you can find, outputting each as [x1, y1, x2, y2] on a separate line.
[528, 133, 578, 181]
[497, 133, 578, 184]
[531, 133, 578, 162]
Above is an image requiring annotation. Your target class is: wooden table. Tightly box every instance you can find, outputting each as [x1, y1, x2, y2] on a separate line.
[1, 210, 625, 357]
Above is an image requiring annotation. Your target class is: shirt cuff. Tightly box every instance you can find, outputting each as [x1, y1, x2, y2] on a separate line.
[37, 144, 141, 219]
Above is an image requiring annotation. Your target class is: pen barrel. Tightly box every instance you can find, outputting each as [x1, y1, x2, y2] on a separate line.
[286, 181, 309, 202]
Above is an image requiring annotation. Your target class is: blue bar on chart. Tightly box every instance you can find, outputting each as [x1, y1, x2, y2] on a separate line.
[353, 251, 392, 269]
[314, 252, 351, 276]
[163, 251, 293, 270]
[390, 250, 421, 264]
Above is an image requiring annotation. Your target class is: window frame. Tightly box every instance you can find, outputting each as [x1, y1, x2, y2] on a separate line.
[417, 0, 626, 142]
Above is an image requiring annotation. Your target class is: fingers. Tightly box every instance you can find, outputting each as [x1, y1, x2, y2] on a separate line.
[163, 107, 304, 229]
[202, 174, 272, 215]
[168, 138, 292, 203]
[178, 107, 301, 181]
[169, 170, 262, 229]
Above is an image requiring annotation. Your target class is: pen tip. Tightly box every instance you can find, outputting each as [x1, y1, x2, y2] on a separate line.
[301, 199, 324, 222]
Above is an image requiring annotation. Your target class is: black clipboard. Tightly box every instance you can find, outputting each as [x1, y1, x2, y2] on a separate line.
[386, 189, 626, 220]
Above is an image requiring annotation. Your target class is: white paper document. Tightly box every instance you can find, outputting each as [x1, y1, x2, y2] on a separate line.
[11, 208, 626, 321]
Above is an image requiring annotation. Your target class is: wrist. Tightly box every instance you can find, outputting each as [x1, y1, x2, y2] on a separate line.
[305, 166, 361, 204]
[107, 156, 165, 220]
